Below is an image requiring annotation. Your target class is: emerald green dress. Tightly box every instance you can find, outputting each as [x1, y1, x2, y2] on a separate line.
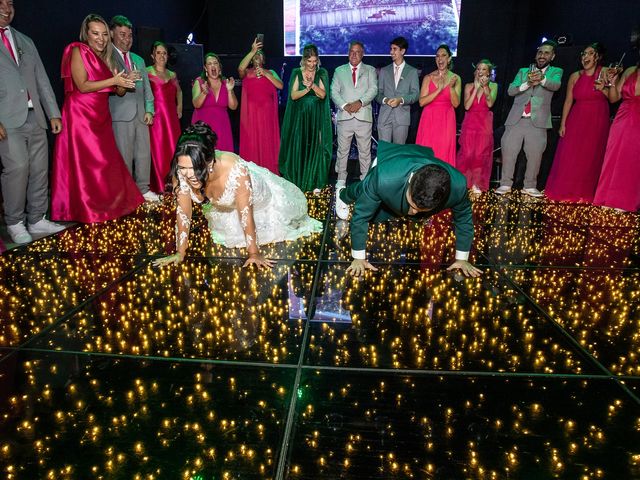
[278, 67, 332, 192]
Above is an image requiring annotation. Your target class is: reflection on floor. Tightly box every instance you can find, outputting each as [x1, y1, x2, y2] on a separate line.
[1, 191, 639, 479]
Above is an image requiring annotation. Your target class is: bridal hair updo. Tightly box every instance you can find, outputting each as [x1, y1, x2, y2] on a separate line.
[169, 121, 218, 197]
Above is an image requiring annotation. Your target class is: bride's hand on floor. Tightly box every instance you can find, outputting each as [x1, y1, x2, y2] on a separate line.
[243, 253, 275, 269]
[152, 253, 184, 267]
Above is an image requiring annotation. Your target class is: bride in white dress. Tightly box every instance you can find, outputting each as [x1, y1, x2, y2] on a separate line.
[153, 122, 322, 268]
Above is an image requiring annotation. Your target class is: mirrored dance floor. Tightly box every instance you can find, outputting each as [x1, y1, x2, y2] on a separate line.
[1, 192, 639, 479]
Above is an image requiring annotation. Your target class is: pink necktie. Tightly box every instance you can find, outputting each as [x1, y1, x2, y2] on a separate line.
[124, 52, 131, 71]
[352, 66, 357, 86]
[0, 28, 17, 63]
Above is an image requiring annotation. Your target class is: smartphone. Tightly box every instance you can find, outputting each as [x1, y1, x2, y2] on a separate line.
[256, 33, 264, 44]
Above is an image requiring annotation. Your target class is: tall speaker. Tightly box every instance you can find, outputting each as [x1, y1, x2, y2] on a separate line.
[136, 26, 163, 61]
[167, 43, 204, 127]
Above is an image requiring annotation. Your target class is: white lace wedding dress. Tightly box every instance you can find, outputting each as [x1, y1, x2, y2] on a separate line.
[177, 156, 322, 250]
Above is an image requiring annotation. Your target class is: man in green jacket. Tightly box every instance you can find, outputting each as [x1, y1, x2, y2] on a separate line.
[336, 141, 481, 277]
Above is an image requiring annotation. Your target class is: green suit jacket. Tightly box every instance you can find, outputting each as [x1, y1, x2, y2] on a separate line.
[347, 141, 473, 256]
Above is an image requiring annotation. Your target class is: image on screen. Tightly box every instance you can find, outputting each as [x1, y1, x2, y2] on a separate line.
[284, 0, 461, 56]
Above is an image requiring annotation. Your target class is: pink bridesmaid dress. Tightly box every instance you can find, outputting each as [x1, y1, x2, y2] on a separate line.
[148, 71, 181, 193]
[191, 77, 234, 152]
[593, 70, 640, 212]
[239, 68, 280, 174]
[51, 42, 143, 223]
[546, 68, 610, 202]
[456, 92, 494, 190]
[416, 78, 457, 166]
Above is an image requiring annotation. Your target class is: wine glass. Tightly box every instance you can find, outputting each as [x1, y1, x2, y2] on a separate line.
[594, 68, 606, 89]
[606, 62, 623, 87]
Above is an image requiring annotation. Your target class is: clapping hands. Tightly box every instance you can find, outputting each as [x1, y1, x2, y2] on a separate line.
[527, 70, 543, 86]
[302, 74, 313, 90]
[113, 69, 135, 89]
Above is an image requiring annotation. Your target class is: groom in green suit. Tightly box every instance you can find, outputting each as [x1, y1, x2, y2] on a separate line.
[336, 141, 481, 277]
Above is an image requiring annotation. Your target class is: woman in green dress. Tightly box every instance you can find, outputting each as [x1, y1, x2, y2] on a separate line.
[278, 44, 332, 193]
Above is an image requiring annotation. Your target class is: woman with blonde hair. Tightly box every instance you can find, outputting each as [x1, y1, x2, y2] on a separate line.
[51, 14, 143, 223]
[278, 44, 332, 193]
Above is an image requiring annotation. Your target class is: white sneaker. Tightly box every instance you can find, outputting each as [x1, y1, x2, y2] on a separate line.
[523, 188, 544, 198]
[143, 191, 161, 202]
[335, 186, 349, 220]
[495, 185, 512, 195]
[7, 221, 33, 244]
[28, 217, 66, 235]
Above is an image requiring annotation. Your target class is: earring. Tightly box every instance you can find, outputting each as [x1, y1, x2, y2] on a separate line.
[208, 163, 214, 173]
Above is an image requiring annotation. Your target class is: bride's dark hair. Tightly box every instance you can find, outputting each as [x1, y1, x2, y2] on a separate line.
[168, 121, 218, 198]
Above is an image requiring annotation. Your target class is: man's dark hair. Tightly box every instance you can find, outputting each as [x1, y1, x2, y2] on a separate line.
[409, 165, 451, 210]
[110, 15, 133, 30]
[540, 39, 558, 53]
[390, 36, 409, 52]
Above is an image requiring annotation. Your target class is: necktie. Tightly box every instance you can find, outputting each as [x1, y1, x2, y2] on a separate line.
[352, 66, 357, 86]
[524, 98, 531, 115]
[0, 28, 17, 63]
[394, 65, 400, 87]
[124, 52, 131, 71]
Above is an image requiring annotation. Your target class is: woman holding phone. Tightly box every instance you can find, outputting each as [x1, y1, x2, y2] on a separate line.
[237, 36, 283, 174]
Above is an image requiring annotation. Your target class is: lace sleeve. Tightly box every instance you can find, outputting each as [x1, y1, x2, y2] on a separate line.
[234, 164, 259, 254]
[175, 175, 193, 258]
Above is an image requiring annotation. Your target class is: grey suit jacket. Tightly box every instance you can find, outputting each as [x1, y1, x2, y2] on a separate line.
[505, 65, 563, 129]
[330, 62, 378, 123]
[0, 27, 60, 129]
[109, 50, 154, 122]
[376, 62, 419, 127]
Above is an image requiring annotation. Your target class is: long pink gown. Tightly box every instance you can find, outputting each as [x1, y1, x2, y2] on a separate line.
[191, 77, 234, 152]
[148, 70, 181, 193]
[593, 70, 640, 212]
[51, 42, 143, 223]
[545, 68, 610, 202]
[416, 78, 456, 166]
[456, 91, 494, 189]
[239, 68, 280, 174]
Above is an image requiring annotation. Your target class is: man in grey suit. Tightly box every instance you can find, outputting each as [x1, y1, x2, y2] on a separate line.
[331, 40, 378, 213]
[376, 36, 419, 144]
[109, 15, 158, 202]
[0, 0, 65, 244]
[497, 40, 563, 197]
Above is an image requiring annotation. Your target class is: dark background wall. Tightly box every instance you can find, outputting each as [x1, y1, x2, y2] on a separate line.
[13, 0, 640, 126]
